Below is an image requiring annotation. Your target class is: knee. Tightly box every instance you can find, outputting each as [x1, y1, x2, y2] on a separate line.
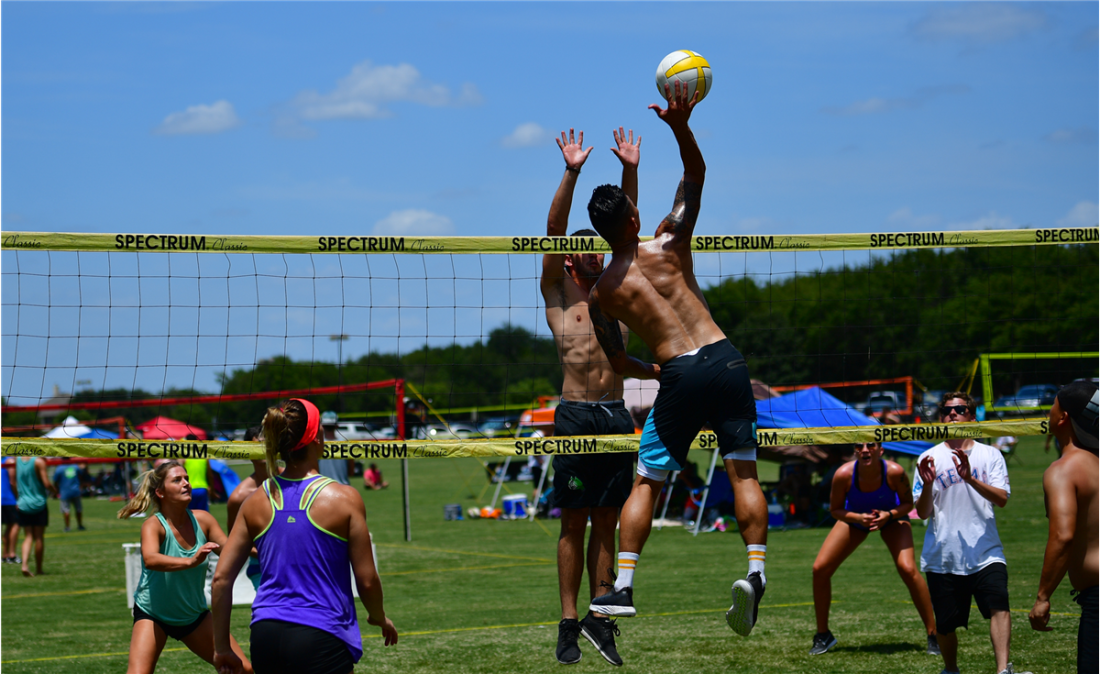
[812, 561, 834, 580]
[896, 561, 918, 579]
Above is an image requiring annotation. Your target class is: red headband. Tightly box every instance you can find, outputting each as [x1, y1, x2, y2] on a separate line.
[289, 399, 321, 452]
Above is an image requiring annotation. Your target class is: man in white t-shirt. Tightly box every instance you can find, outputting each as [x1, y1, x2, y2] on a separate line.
[914, 392, 1030, 674]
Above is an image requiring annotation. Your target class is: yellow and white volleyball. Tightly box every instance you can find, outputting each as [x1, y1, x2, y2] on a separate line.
[655, 50, 712, 103]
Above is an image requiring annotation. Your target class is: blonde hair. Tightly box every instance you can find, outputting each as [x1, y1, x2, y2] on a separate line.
[116, 460, 184, 519]
[262, 400, 311, 479]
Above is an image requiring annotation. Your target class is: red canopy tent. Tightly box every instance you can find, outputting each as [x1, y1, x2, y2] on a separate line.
[136, 416, 208, 440]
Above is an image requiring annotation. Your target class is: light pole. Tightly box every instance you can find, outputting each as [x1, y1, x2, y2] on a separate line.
[330, 334, 349, 412]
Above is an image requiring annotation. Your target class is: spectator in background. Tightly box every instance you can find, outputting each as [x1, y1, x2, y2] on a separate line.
[318, 411, 354, 486]
[364, 463, 389, 490]
[2, 463, 21, 564]
[11, 455, 55, 577]
[1029, 381, 1098, 674]
[54, 458, 86, 532]
[184, 451, 211, 512]
[914, 392, 1028, 674]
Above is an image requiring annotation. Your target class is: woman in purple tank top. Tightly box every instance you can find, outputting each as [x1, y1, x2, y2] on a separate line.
[212, 399, 397, 674]
[807, 442, 936, 657]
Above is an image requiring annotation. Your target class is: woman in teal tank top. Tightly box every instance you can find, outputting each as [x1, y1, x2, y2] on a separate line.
[13, 456, 55, 577]
[117, 460, 252, 674]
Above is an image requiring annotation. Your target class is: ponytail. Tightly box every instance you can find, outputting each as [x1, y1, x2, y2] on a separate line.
[117, 460, 182, 519]
[262, 399, 312, 478]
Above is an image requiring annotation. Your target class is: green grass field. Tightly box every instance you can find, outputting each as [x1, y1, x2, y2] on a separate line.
[0, 437, 1081, 673]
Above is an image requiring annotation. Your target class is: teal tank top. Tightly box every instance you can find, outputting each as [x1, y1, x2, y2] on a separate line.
[15, 457, 47, 513]
[133, 511, 210, 625]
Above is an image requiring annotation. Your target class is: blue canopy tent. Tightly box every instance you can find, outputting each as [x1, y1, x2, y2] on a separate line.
[77, 428, 119, 439]
[756, 387, 933, 458]
[687, 387, 932, 532]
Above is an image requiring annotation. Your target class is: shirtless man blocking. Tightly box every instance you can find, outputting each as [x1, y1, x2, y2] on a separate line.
[1030, 380, 1098, 674]
[542, 127, 658, 666]
[585, 82, 769, 637]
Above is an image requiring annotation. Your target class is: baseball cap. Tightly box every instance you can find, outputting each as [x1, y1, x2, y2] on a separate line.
[1057, 381, 1099, 451]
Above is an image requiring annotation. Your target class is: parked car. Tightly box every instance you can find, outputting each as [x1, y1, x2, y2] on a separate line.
[334, 421, 379, 441]
[918, 390, 947, 419]
[416, 423, 484, 440]
[478, 416, 520, 438]
[992, 384, 1059, 417]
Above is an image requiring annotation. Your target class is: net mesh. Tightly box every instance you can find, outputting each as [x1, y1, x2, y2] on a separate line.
[2, 232, 1097, 455]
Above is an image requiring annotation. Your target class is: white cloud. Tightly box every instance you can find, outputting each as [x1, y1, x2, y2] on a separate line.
[911, 5, 1048, 44]
[887, 207, 942, 229]
[822, 85, 968, 117]
[1058, 201, 1099, 227]
[287, 60, 481, 123]
[948, 211, 1016, 231]
[1044, 127, 1098, 145]
[372, 209, 455, 236]
[155, 100, 240, 135]
[501, 122, 550, 149]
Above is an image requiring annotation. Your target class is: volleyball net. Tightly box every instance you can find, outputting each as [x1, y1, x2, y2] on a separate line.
[2, 227, 1097, 461]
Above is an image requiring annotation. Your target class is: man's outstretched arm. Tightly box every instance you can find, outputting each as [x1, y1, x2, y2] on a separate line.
[1030, 464, 1077, 630]
[588, 289, 659, 381]
[651, 81, 705, 242]
[541, 129, 592, 300]
[611, 127, 641, 207]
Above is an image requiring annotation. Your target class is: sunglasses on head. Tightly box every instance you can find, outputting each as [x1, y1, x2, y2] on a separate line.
[941, 405, 970, 416]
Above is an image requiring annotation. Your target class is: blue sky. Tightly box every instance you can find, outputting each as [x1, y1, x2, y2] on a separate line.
[2, 2, 1098, 406]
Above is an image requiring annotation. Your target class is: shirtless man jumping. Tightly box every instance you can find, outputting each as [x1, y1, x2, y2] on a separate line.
[542, 127, 658, 667]
[585, 82, 769, 637]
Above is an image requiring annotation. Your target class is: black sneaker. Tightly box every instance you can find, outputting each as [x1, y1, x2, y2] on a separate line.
[926, 633, 941, 656]
[580, 614, 623, 666]
[556, 619, 582, 665]
[726, 571, 765, 636]
[809, 630, 837, 655]
[588, 586, 636, 618]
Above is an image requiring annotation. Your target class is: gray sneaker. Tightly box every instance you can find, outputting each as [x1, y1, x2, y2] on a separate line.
[998, 664, 1033, 674]
[809, 631, 837, 655]
[927, 633, 941, 656]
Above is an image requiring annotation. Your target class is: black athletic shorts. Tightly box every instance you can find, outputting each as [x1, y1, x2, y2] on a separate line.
[926, 562, 1010, 633]
[2, 505, 17, 525]
[638, 340, 758, 473]
[1074, 585, 1098, 674]
[549, 399, 635, 510]
[16, 507, 48, 528]
[251, 619, 355, 674]
[133, 605, 209, 641]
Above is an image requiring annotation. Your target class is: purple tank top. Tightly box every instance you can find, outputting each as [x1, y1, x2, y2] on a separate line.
[844, 460, 900, 528]
[252, 475, 362, 662]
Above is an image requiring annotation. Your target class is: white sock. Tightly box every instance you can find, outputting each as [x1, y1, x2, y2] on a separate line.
[614, 552, 639, 591]
[747, 545, 767, 586]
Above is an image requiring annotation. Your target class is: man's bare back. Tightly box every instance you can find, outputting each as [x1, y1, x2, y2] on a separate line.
[1045, 447, 1098, 590]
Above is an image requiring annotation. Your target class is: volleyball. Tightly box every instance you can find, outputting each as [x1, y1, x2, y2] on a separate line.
[655, 50, 712, 103]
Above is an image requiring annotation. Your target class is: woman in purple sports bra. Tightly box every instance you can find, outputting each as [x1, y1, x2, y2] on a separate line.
[211, 398, 398, 674]
[807, 442, 937, 657]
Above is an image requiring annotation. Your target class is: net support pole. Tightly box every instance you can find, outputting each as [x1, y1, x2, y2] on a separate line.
[402, 458, 411, 542]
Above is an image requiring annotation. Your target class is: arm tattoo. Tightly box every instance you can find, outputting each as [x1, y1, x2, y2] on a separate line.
[588, 302, 625, 363]
[662, 178, 703, 235]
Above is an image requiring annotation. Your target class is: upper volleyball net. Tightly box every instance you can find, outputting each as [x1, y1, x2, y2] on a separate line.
[1, 227, 1097, 460]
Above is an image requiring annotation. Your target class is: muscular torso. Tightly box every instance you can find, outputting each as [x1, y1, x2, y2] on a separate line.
[543, 273, 627, 402]
[596, 235, 726, 364]
[1060, 450, 1099, 590]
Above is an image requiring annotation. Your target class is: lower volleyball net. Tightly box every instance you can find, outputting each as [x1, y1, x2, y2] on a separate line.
[2, 228, 1097, 460]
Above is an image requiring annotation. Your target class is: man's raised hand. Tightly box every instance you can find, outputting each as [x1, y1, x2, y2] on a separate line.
[556, 128, 592, 171]
[648, 80, 699, 127]
[611, 127, 641, 169]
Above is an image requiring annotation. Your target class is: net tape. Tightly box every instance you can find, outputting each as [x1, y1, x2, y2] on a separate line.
[1, 419, 1048, 460]
[3, 227, 1098, 255]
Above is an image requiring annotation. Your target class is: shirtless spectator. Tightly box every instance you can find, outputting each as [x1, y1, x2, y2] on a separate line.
[1029, 381, 1098, 674]
[585, 82, 768, 637]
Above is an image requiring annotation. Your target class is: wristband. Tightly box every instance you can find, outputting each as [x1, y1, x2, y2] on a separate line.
[565, 166, 580, 174]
